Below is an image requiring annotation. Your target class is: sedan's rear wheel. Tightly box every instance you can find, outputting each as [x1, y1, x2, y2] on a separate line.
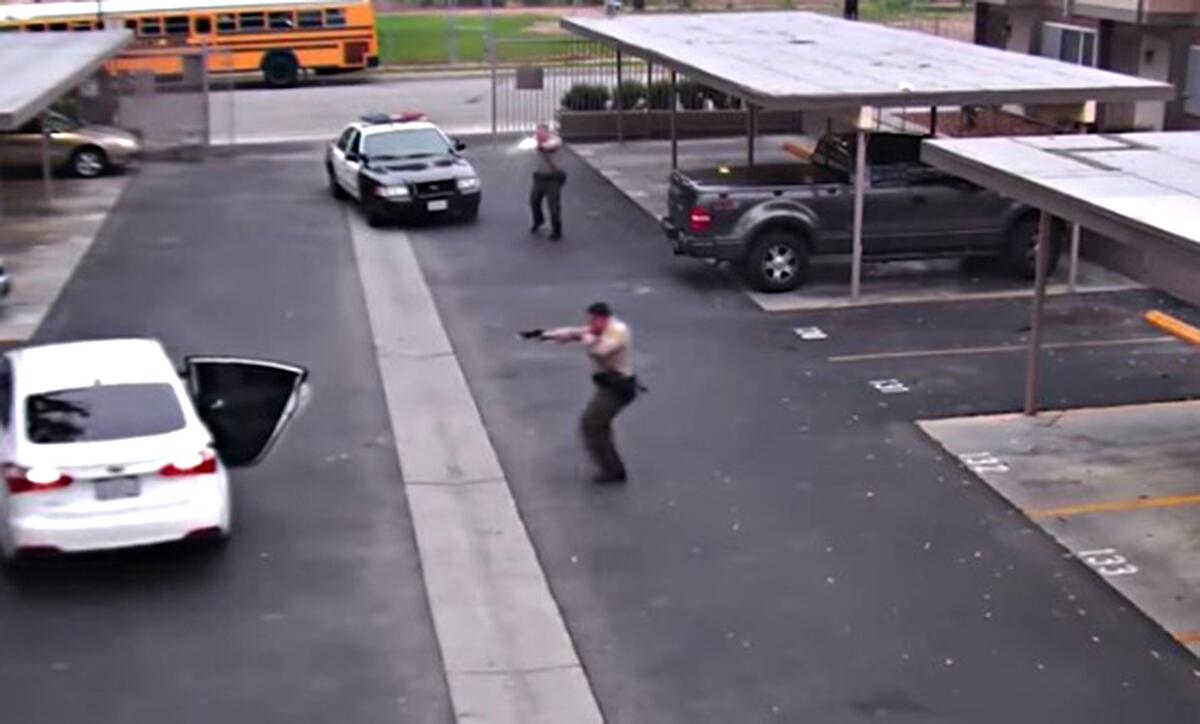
[744, 231, 809, 293]
[71, 146, 108, 178]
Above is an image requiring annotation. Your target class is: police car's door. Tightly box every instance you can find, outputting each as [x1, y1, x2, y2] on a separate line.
[337, 129, 364, 199]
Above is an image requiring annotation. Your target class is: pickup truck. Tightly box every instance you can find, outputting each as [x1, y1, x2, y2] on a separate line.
[661, 132, 1062, 293]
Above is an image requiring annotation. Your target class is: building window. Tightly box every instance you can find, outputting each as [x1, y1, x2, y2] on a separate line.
[1187, 46, 1200, 117]
[1042, 23, 1097, 67]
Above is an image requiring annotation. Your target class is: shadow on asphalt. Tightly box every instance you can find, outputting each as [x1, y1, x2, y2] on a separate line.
[3, 542, 223, 595]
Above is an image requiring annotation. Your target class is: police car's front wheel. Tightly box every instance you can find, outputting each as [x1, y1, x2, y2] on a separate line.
[364, 202, 388, 228]
[327, 167, 348, 200]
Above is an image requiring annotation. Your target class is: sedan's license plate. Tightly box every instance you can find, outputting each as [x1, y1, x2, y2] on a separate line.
[95, 477, 140, 501]
[427, 199, 449, 212]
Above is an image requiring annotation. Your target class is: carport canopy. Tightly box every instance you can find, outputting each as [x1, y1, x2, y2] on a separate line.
[921, 132, 1200, 415]
[0, 31, 133, 131]
[560, 12, 1174, 111]
[559, 11, 1175, 298]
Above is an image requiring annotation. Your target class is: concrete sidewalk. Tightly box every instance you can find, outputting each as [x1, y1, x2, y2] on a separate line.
[920, 399, 1200, 660]
[0, 174, 128, 341]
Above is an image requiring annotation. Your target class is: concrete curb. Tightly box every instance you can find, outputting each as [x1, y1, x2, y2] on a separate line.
[346, 211, 604, 724]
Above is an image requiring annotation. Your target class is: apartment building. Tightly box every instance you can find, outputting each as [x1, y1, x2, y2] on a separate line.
[974, 0, 1200, 129]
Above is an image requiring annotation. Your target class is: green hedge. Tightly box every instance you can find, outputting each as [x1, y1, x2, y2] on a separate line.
[561, 83, 611, 111]
[560, 80, 743, 112]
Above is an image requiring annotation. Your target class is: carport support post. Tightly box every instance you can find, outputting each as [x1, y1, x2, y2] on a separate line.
[851, 128, 867, 298]
[39, 112, 52, 205]
[669, 70, 678, 169]
[746, 103, 757, 166]
[1023, 211, 1053, 416]
[616, 51, 624, 144]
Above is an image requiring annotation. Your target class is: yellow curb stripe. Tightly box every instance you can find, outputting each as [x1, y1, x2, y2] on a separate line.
[1027, 494, 1200, 519]
[1145, 310, 1200, 349]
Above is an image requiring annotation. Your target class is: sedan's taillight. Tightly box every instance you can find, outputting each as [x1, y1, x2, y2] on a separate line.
[160, 451, 218, 477]
[4, 466, 73, 495]
[688, 206, 713, 233]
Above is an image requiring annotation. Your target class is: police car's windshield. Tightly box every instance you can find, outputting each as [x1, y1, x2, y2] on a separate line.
[363, 129, 452, 159]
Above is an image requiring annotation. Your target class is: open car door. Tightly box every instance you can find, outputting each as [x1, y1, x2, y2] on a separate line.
[184, 357, 308, 468]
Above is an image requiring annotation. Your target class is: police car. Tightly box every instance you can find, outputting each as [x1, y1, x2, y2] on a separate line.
[326, 113, 481, 227]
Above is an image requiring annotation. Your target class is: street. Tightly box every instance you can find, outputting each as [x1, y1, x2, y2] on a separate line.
[4, 139, 1199, 721]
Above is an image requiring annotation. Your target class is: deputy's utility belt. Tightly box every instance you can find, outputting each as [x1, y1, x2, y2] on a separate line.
[592, 371, 643, 401]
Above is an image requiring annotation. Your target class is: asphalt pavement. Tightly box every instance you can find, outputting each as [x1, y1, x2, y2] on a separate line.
[1, 154, 452, 723]
[5, 140, 1200, 723]
[408, 140, 1200, 722]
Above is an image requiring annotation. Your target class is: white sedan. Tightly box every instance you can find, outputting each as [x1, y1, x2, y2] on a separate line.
[0, 338, 306, 564]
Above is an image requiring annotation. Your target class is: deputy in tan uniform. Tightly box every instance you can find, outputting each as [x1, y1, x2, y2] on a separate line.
[522, 302, 637, 483]
[529, 123, 565, 241]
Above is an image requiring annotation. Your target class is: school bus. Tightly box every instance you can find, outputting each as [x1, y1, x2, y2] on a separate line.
[0, 0, 379, 87]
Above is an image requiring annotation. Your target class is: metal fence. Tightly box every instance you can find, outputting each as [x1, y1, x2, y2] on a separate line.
[76, 47, 236, 157]
[492, 12, 977, 134]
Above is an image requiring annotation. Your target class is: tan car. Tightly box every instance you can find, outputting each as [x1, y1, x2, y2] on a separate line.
[0, 111, 140, 178]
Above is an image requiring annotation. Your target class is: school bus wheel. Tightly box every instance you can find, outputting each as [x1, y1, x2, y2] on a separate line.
[262, 51, 300, 88]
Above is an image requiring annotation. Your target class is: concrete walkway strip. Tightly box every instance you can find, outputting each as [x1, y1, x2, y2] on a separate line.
[347, 212, 604, 724]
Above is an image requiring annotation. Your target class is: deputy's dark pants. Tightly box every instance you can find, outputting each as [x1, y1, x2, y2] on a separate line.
[581, 377, 637, 478]
[530, 171, 565, 235]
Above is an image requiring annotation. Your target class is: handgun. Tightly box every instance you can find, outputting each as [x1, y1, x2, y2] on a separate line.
[518, 328, 545, 340]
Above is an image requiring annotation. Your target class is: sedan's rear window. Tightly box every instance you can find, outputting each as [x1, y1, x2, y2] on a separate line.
[26, 383, 186, 444]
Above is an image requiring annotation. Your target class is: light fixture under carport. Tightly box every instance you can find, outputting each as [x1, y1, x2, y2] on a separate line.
[560, 11, 1173, 298]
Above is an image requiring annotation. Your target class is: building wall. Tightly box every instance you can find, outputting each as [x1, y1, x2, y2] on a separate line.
[975, 0, 1200, 130]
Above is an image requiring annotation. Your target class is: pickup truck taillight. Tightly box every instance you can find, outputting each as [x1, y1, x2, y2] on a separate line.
[688, 207, 713, 233]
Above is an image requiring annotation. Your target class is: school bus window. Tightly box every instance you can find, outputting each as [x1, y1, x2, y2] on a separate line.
[25, 23, 45, 31]
[124, 19, 137, 30]
[268, 11, 294, 30]
[49, 22, 68, 31]
[216, 13, 235, 33]
[324, 8, 346, 26]
[194, 16, 212, 34]
[164, 15, 189, 34]
[140, 17, 163, 35]
[71, 21, 96, 31]
[239, 12, 265, 31]
[297, 9, 322, 28]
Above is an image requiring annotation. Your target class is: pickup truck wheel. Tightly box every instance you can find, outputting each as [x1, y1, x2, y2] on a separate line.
[1004, 217, 1062, 279]
[745, 232, 808, 293]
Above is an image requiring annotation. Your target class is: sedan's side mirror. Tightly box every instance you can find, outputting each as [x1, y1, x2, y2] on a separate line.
[345, 152, 361, 163]
[454, 139, 466, 152]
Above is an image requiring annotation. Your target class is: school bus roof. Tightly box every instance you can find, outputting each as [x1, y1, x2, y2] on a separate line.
[0, 0, 368, 23]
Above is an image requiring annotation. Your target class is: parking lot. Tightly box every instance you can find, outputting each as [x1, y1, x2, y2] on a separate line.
[2, 133, 1200, 721]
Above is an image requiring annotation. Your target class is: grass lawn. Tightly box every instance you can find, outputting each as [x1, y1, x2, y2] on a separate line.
[376, 14, 571, 65]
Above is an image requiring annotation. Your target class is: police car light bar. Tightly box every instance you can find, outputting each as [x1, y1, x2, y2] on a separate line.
[361, 112, 427, 125]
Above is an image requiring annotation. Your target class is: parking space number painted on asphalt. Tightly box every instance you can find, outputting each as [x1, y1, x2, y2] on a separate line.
[869, 379, 909, 394]
[959, 452, 1009, 474]
[794, 326, 828, 340]
[1078, 548, 1138, 576]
